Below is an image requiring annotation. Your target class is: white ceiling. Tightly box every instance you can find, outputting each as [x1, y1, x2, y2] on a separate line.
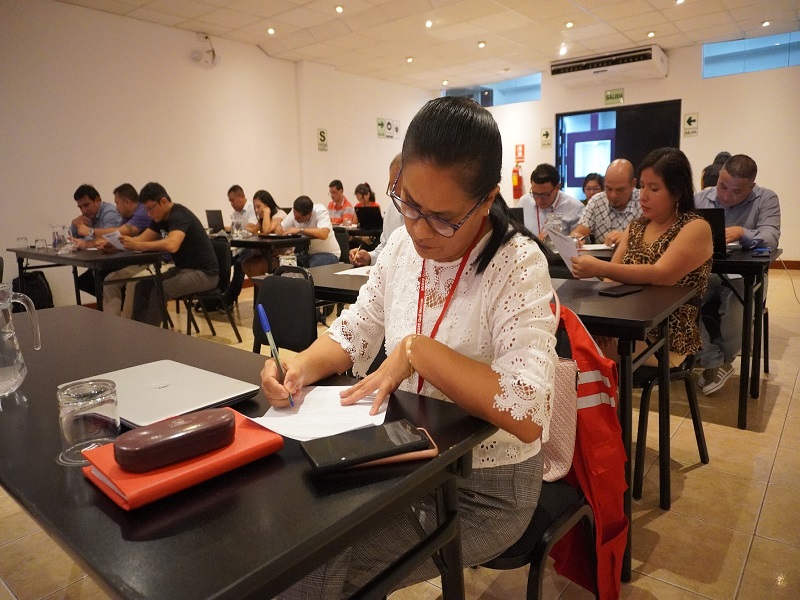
[55, 0, 800, 89]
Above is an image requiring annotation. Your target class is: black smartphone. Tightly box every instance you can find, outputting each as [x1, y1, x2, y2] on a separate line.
[300, 419, 431, 473]
[597, 283, 643, 297]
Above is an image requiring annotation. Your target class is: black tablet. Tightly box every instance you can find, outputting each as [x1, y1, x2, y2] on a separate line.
[300, 419, 431, 473]
[597, 283, 643, 297]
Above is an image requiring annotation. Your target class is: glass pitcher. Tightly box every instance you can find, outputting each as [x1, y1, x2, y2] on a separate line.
[0, 283, 41, 397]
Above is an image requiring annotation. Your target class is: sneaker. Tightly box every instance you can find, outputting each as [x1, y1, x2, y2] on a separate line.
[701, 363, 734, 395]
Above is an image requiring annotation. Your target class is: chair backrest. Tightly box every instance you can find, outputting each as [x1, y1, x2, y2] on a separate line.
[253, 267, 318, 354]
[210, 237, 233, 293]
[333, 229, 350, 263]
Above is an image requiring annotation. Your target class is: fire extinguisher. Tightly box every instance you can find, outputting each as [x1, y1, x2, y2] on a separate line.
[512, 164, 524, 200]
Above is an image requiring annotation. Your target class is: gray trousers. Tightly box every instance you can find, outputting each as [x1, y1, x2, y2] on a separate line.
[276, 454, 542, 599]
[696, 274, 747, 369]
[132, 268, 218, 326]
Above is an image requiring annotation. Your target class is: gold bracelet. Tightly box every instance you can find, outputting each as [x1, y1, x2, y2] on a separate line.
[405, 334, 417, 376]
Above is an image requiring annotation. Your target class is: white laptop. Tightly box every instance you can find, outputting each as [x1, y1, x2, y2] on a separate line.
[71, 360, 259, 428]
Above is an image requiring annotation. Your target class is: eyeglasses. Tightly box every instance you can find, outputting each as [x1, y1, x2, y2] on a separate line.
[530, 187, 556, 200]
[583, 185, 602, 193]
[387, 169, 487, 238]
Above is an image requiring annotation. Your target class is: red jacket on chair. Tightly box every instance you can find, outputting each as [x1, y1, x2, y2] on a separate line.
[550, 306, 628, 600]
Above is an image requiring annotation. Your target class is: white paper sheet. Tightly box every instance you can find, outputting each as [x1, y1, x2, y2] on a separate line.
[547, 226, 581, 276]
[102, 230, 125, 250]
[335, 266, 371, 277]
[579, 243, 614, 251]
[249, 386, 386, 441]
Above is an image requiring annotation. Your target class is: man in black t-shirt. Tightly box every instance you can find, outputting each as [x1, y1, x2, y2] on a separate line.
[122, 182, 219, 326]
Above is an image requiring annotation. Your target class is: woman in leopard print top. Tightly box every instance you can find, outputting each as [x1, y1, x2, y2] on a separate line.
[572, 147, 713, 366]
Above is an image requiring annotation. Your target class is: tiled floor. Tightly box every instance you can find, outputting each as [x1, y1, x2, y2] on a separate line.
[1, 269, 799, 599]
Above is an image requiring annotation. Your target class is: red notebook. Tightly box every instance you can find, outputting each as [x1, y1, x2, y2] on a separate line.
[82, 411, 283, 510]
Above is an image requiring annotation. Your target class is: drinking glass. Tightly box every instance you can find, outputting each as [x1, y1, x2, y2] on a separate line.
[57, 379, 120, 466]
[35, 238, 48, 249]
[16, 237, 28, 248]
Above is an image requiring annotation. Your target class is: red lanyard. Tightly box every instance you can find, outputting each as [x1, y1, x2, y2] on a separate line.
[414, 218, 486, 393]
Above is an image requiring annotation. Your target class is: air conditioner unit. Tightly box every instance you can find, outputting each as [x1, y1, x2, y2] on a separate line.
[550, 45, 669, 87]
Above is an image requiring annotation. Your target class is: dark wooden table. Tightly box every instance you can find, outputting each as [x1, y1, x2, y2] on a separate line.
[1, 306, 495, 600]
[229, 234, 311, 274]
[7, 246, 169, 325]
[710, 248, 782, 429]
[307, 263, 696, 582]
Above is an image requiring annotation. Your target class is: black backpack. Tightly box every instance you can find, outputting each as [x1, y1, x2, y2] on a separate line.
[11, 271, 54, 312]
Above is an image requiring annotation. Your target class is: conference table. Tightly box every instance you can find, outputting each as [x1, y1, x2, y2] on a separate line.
[553, 245, 784, 430]
[308, 263, 696, 582]
[710, 248, 782, 429]
[1, 306, 495, 599]
[7, 246, 168, 322]
[229, 234, 311, 273]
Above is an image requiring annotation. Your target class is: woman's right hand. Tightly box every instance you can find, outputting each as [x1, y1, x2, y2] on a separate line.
[260, 358, 304, 408]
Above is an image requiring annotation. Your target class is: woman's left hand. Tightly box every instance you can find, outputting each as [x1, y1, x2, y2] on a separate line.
[339, 336, 415, 415]
[571, 255, 605, 279]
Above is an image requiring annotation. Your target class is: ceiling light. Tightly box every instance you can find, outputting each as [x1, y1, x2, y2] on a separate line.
[676, 0, 684, 4]
[559, 43, 567, 56]
[566, 22, 574, 28]
[442, 80, 448, 86]
[762, 20, 770, 27]
[267, 28, 275, 35]
[647, 31, 655, 38]
[406, 56, 413, 63]
[335, 5, 343, 13]
[477, 41, 486, 48]
[425, 20, 432, 28]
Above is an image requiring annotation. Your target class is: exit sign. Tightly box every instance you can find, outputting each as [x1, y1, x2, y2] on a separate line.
[605, 88, 624, 105]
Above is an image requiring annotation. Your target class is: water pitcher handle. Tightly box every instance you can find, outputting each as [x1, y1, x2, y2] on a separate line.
[11, 293, 41, 350]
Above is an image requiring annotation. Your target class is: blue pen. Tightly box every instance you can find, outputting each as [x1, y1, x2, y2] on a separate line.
[257, 304, 294, 407]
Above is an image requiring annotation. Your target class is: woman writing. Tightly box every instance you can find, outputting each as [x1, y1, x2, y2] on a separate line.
[353, 182, 379, 207]
[261, 96, 557, 597]
[242, 190, 288, 277]
[572, 147, 713, 366]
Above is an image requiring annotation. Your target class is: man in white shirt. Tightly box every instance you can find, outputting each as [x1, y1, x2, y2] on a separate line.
[223, 185, 259, 308]
[518, 163, 584, 240]
[281, 195, 341, 267]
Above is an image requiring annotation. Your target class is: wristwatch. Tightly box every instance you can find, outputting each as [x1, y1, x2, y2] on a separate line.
[88, 228, 95, 238]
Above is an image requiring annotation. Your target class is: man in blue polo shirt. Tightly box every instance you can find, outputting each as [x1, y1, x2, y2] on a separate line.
[694, 154, 781, 395]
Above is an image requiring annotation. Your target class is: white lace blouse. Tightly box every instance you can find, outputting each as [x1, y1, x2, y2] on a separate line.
[328, 227, 557, 468]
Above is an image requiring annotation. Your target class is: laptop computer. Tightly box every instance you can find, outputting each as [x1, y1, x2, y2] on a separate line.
[354, 206, 383, 230]
[71, 360, 259, 427]
[206, 209, 225, 233]
[695, 208, 729, 258]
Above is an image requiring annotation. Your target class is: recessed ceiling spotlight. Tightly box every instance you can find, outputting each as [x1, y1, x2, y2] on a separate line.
[676, 0, 684, 4]
[267, 27, 275, 35]
[335, 5, 343, 14]
[762, 20, 770, 27]
[425, 20, 432, 28]
[406, 56, 413, 63]
[477, 41, 486, 48]
[647, 31, 655, 38]
[442, 80, 448, 86]
[566, 22, 574, 28]
[559, 43, 567, 56]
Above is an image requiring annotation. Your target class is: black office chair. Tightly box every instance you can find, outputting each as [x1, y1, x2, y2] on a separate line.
[481, 480, 595, 600]
[632, 352, 709, 500]
[252, 266, 317, 355]
[178, 237, 242, 343]
[333, 228, 350, 263]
